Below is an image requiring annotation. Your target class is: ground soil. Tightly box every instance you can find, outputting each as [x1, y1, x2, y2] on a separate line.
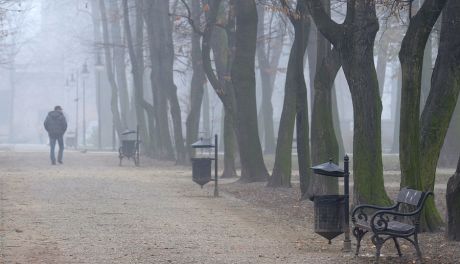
[0, 150, 459, 263]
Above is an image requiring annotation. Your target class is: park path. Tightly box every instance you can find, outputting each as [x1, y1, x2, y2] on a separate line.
[0, 150, 343, 264]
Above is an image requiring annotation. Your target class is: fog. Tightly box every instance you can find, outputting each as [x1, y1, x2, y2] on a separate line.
[0, 0, 450, 158]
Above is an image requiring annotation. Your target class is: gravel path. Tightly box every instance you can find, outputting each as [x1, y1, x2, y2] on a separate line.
[0, 151, 345, 264]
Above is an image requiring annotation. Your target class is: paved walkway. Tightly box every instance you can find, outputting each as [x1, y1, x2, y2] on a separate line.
[0, 151, 343, 264]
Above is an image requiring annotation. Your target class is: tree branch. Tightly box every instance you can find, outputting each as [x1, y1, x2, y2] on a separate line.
[305, 0, 342, 46]
[180, 0, 204, 36]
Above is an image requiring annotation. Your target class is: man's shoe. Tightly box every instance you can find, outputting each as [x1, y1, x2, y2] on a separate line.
[58, 160, 63, 164]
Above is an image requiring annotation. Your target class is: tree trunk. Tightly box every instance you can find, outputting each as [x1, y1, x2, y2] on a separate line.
[185, 0, 206, 161]
[109, 0, 130, 129]
[231, 0, 268, 182]
[156, 0, 186, 164]
[418, 0, 460, 231]
[122, 0, 151, 155]
[307, 22, 317, 100]
[331, 85, 345, 158]
[99, 0, 123, 137]
[256, 6, 284, 154]
[391, 68, 402, 153]
[309, 0, 340, 197]
[439, 102, 460, 168]
[420, 35, 432, 109]
[399, 0, 446, 191]
[447, 156, 460, 241]
[308, 0, 391, 205]
[144, 0, 175, 160]
[270, 0, 309, 188]
[376, 33, 389, 96]
[202, 0, 239, 179]
[309, 48, 341, 197]
[221, 111, 238, 178]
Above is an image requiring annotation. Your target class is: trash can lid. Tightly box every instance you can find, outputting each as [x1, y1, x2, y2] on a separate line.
[311, 160, 344, 177]
[122, 129, 137, 135]
[191, 137, 214, 148]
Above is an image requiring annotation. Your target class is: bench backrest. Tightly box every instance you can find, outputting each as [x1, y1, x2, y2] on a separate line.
[396, 187, 424, 207]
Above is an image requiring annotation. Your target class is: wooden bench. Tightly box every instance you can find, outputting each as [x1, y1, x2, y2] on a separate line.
[351, 187, 433, 263]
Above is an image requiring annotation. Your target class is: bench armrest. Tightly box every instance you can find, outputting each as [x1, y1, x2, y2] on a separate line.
[370, 192, 433, 232]
[352, 203, 398, 223]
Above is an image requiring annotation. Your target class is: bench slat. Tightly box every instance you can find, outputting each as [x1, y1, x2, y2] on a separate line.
[396, 187, 423, 206]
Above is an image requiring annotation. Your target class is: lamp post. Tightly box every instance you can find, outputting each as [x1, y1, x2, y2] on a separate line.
[95, 53, 104, 150]
[70, 73, 78, 149]
[81, 61, 90, 147]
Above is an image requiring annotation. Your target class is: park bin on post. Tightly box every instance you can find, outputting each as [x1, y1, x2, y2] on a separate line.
[191, 135, 218, 197]
[310, 156, 351, 252]
[119, 127, 139, 166]
[191, 157, 212, 186]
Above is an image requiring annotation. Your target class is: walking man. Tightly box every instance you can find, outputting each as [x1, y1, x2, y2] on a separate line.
[44, 106, 67, 165]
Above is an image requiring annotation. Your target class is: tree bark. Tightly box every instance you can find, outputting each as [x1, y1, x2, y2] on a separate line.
[231, 0, 268, 182]
[447, 156, 460, 241]
[270, 0, 310, 188]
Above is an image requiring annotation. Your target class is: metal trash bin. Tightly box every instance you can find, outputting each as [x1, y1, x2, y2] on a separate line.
[191, 158, 212, 187]
[119, 128, 139, 166]
[314, 195, 346, 243]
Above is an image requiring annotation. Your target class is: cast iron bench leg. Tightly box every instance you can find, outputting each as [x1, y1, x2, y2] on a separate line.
[372, 234, 384, 264]
[353, 227, 367, 256]
[393, 237, 402, 257]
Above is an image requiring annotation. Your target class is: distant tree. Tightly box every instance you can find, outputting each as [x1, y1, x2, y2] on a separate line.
[122, 0, 153, 155]
[270, 0, 311, 188]
[182, 0, 239, 178]
[97, 0, 124, 137]
[256, 5, 285, 155]
[199, 0, 268, 182]
[108, 0, 132, 130]
[143, 0, 177, 161]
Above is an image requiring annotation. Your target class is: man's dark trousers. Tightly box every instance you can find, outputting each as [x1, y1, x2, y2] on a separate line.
[49, 135, 64, 164]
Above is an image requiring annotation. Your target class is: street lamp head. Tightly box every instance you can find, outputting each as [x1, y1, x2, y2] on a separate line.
[95, 53, 104, 71]
[81, 61, 90, 79]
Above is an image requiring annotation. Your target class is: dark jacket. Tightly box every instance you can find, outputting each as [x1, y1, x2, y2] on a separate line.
[44, 110, 67, 137]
